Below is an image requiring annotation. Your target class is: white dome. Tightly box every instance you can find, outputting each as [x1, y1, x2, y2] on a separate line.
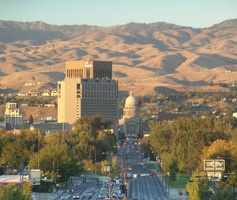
[125, 91, 137, 106]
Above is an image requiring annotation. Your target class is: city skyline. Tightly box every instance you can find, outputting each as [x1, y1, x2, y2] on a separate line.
[0, 0, 237, 28]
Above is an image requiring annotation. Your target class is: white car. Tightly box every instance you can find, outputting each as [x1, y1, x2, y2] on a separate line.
[72, 193, 80, 199]
[60, 195, 70, 200]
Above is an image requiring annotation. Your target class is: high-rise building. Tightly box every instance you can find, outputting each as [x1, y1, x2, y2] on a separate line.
[58, 59, 118, 127]
[5, 102, 23, 127]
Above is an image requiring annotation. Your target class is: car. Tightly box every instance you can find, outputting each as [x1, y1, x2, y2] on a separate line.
[84, 191, 93, 198]
[133, 173, 140, 178]
[60, 195, 70, 200]
[210, 177, 220, 182]
[111, 191, 118, 198]
[72, 193, 80, 199]
[97, 192, 108, 199]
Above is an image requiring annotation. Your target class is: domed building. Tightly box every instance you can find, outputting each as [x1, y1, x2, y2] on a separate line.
[119, 91, 142, 138]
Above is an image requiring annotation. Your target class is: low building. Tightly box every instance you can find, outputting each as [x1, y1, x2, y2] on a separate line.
[0, 122, 5, 128]
[12, 123, 71, 135]
[157, 112, 193, 123]
[0, 175, 29, 185]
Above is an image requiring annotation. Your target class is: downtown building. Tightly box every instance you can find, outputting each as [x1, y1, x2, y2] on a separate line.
[57, 59, 118, 129]
[5, 102, 24, 128]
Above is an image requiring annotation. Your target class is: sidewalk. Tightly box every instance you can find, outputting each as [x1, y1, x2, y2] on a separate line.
[151, 168, 187, 200]
[168, 188, 187, 200]
[157, 174, 187, 199]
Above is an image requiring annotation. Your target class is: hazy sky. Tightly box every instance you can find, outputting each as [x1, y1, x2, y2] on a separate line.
[1, 0, 237, 28]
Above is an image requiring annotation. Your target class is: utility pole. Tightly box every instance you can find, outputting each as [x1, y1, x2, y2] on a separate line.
[38, 131, 41, 169]
[94, 149, 96, 175]
[56, 162, 58, 195]
[121, 158, 124, 184]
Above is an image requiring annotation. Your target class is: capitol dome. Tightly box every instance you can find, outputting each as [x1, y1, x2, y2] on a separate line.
[125, 91, 138, 106]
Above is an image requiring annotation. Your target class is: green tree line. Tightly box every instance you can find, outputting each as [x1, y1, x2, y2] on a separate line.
[0, 115, 117, 199]
[139, 117, 237, 199]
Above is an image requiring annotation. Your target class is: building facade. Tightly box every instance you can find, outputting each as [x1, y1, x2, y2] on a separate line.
[58, 59, 118, 126]
[65, 60, 112, 79]
[119, 91, 142, 138]
[5, 102, 23, 127]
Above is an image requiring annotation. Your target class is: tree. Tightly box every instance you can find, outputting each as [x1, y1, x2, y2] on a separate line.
[90, 114, 111, 131]
[0, 136, 30, 171]
[0, 116, 4, 122]
[29, 115, 33, 124]
[148, 117, 233, 172]
[82, 159, 94, 172]
[186, 170, 212, 200]
[200, 139, 236, 172]
[0, 182, 33, 200]
[111, 155, 118, 172]
[29, 131, 82, 179]
[72, 115, 111, 134]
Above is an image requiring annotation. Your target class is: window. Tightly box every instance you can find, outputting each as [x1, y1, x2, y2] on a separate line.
[77, 84, 81, 90]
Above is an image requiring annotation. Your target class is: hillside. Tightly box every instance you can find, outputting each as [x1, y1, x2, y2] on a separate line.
[0, 19, 237, 97]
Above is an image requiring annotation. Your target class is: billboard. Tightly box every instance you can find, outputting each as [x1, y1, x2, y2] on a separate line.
[204, 159, 225, 171]
[30, 169, 41, 185]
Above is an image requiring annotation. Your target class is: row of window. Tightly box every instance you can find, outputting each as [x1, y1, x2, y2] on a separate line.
[6, 119, 23, 123]
[5, 114, 22, 116]
[6, 118, 23, 120]
[83, 84, 117, 90]
[93, 69, 112, 79]
[80, 112, 117, 118]
[79, 91, 118, 99]
[66, 69, 84, 78]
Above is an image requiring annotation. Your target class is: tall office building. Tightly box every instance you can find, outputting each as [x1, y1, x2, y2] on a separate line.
[58, 59, 118, 127]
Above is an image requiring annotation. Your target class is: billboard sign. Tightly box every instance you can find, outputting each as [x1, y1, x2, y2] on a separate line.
[30, 169, 41, 185]
[204, 159, 225, 171]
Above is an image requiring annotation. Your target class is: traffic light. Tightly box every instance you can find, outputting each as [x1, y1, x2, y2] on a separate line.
[222, 173, 229, 181]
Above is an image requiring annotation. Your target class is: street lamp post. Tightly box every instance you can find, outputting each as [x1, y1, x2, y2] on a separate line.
[53, 161, 59, 195]
[94, 149, 96, 175]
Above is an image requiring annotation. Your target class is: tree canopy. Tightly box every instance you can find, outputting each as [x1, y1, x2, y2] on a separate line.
[146, 117, 237, 173]
[0, 115, 117, 198]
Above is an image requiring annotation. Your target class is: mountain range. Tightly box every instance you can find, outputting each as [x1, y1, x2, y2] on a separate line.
[0, 19, 237, 97]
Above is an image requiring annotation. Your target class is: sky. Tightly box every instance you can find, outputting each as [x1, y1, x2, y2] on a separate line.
[1, 0, 237, 28]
